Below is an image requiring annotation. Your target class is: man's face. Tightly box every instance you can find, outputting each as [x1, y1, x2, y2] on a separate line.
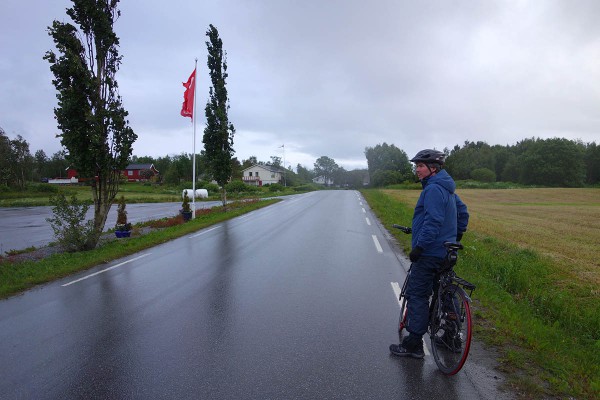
[415, 162, 434, 180]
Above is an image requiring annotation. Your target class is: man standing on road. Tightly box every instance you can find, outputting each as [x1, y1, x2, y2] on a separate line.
[389, 149, 469, 358]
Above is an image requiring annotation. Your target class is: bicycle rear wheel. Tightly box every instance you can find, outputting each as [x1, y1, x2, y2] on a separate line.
[430, 284, 472, 375]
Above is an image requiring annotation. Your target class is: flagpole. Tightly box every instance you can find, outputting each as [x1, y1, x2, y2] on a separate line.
[192, 58, 198, 219]
[279, 144, 286, 187]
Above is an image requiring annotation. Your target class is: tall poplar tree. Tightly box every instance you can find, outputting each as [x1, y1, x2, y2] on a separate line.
[203, 24, 235, 208]
[44, 0, 136, 249]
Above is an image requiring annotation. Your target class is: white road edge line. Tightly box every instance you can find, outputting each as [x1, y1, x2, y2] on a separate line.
[62, 253, 152, 287]
[390, 282, 401, 306]
[390, 281, 431, 356]
[362, 208, 366, 213]
[365, 217, 371, 226]
[372, 235, 383, 253]
[189, 226, 221, 238]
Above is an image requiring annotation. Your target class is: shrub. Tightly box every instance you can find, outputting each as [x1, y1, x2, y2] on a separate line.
[181, 190, 191, 212]
[293, 184, 318, 192]
[46, 193, 95, 252]
[115, 195, 131, 231]
[471, 168, 496, 183]
[27, 183, 59, 193]
[269, 183, 284, 192]
[226, 180, 255, 193]
[200, 182, 220, 194]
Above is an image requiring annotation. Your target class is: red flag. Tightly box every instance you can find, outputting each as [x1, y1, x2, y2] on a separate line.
[181, 68, 196, 119]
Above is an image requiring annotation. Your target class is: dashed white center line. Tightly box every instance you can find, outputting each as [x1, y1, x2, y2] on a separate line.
[362, 208, 366, 213]
[365, 217, 371, 226]
[372, 235, 383, 253]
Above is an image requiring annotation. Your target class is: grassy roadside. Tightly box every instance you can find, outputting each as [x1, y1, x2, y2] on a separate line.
[0, 182, 314, 207]
[0, 199, 279, 298]
[361, 189, 599, 399]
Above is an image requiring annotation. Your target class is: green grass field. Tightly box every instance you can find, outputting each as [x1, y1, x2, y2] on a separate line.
[363, 188, 600, 399]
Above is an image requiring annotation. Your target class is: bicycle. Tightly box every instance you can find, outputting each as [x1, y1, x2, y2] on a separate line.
[392, 224, 476, 375]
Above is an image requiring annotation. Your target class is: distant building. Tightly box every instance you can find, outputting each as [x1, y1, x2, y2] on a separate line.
[312, 176, 334, 186]
[53, 164, 159, 184]
[123, 163, 159, 182]
[241, 164, 285, 186]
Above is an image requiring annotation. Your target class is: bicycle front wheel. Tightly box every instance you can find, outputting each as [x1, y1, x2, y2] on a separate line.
[430, 284, 473, 375]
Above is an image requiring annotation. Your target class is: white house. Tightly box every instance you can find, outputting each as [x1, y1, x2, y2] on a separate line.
[312, 175, 334, 186]
[241, 164, 284, 186]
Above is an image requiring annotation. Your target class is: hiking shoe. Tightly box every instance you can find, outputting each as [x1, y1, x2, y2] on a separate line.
[433, 334, 462, 353]
[389, 343, 425, 359]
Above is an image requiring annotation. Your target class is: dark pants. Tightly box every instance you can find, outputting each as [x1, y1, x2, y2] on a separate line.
[405, 256, 444, 338]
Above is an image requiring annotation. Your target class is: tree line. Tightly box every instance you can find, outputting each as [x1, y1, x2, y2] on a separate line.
[365, 138, 599, 187]
[5, 130, 598, 191]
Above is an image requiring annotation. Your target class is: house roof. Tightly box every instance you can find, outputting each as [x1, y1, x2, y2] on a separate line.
[125, 163, 156, 171]
[241, 163, 285, 173]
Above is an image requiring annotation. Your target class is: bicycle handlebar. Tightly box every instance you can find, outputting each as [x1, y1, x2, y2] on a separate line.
[392, 224, 412, 234]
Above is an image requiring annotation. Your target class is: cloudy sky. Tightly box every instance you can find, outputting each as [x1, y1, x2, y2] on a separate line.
[2, 0, 599, 171]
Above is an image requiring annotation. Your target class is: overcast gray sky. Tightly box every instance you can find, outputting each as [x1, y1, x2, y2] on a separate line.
[1, 0, 599, 171]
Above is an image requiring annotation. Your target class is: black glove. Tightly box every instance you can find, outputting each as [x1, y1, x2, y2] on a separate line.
[409, 246, 424, 262]
[456, 233, 463, 242]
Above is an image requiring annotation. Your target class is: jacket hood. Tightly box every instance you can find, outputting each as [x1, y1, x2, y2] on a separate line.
[421, 169, 455, 194]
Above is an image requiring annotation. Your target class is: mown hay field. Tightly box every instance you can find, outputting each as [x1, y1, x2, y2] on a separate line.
[382, 188, 600, 289]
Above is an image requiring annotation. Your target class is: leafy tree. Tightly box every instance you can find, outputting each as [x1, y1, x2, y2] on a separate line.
[34, 149, 49, 180]
[49, 151, 69, 179]
[44, 0, 137, 249]
[371, 170, 404, 187]
[445, 141, 496, 180]
[268, 156, 282, 167]
[364, 143, 412, 182]
[296, 164, 313, 183]
[242, 156, 258, 170]
[7, 135, 33, 190]
[584, 142, 600, 185]
[230, 157, 243, 180]
[491, 144, 511, 182]
[345, 169, 369, 188]
[314, 156, 339, 186]
[203, 24, 235, 207]
[518, 138, 585, 187]
[131, 155, 155, 164]
[0, 127, 12, 187]
[163, 164, 180, 184]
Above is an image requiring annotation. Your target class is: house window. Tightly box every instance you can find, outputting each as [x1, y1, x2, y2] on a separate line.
[256, 171, 259, 177]
[271, 174, 275, 178]
[249, 172, 253, 177]
[128, 170, 133, 176]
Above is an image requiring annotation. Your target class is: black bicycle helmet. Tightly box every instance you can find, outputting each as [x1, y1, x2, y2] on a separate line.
[410, 149, 446, 165]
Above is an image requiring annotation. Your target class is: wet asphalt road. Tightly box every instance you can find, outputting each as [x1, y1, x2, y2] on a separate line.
[0, 201, 222, 254]
[0, 191, 493, 399]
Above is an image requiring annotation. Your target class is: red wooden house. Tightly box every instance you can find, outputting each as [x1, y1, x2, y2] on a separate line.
[123, 163, 159, 182]
[62, 164, 159, 183]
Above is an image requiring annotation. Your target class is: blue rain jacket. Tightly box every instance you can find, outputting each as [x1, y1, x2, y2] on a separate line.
[411, 169, 469, 258]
